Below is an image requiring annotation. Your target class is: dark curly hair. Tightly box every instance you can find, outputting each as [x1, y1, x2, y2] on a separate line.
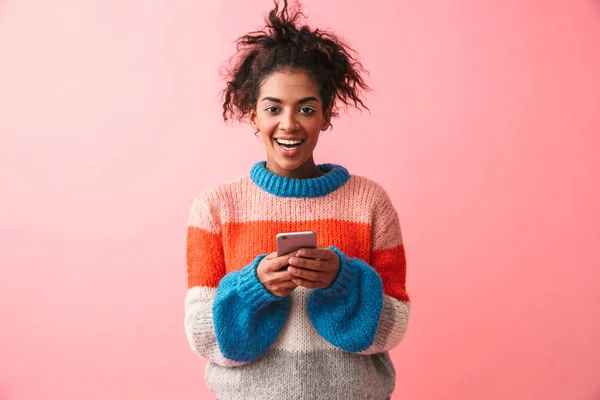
[221, 0, 370, 123]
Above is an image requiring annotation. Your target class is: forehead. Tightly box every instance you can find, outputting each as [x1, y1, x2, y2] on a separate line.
[258, 69, 320, 100]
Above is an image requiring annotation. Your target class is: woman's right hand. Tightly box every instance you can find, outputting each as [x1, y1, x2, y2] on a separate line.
[257, 251, 298, 297]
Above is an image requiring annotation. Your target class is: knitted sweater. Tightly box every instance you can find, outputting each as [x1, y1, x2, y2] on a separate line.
[184, 161, 410, 400]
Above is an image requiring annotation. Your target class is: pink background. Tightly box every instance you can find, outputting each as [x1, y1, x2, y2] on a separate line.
[1, 0, 599, 399]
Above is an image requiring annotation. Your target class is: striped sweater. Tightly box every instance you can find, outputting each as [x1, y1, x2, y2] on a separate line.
[184, 161, 410, 400]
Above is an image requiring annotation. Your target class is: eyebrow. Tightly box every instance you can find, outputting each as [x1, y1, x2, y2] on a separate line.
[261, 96, 320, 104]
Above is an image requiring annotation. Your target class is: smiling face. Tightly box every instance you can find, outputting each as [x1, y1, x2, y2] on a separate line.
[249, 69, 331, 178]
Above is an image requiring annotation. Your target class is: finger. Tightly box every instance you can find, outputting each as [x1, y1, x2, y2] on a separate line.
[266, 270, 296, 282]
[288, 266, 324, 282]
[291, 277, 326, 289]
[288, 256, 325, 271]
[277, 280, 298, 290]
[295, 247, 333, 261]
[267, 252, 297, 271]
[272, 281, 298, 297]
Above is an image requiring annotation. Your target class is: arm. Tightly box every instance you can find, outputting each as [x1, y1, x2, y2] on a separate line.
[299, 188, 410, 354]
[184, 193, 290, 366]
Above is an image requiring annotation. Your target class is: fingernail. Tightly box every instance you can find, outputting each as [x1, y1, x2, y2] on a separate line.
[297, 250, 305, 257]
[289, 257, 297, 264]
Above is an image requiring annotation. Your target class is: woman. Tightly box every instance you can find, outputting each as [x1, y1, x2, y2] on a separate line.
[185, 1, 410, 399]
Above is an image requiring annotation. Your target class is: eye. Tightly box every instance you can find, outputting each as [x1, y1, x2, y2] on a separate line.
[299, 106, 316, 115]
[264, 106, 280, 114]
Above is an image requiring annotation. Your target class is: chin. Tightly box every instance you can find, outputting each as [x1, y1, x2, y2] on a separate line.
[273, 157, 306, 172]
[277, 160, 303, 171]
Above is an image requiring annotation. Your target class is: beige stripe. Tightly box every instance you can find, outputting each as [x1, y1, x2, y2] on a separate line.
[271, 287, 338, 352]
[187, 193, 220, 234]
[371, 188, 404, 250]
[184, 286, 246, 367]
[188, 175, 390, 226]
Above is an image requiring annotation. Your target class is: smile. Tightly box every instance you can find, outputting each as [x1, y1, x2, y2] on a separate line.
[274, 138, 305, 151]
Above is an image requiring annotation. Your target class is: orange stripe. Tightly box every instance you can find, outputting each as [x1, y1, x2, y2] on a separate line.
[371, 244, 409, 301]
[188, 221, 409, 301]
[222, 219, 372, 272]
[187, 226, 226, 288]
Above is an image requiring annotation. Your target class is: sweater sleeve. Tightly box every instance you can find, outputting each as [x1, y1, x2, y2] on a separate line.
[184, 192, 290, 366]
[306, 186, 410, 354]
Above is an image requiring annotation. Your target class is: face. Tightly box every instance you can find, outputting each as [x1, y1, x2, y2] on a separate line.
[249, 69, 331, 178]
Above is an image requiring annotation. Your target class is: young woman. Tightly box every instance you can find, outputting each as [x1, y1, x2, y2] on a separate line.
[185, 1, 410, 399]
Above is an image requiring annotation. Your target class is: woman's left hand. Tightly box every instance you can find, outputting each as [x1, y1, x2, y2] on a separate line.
[287, 245, 340, 289]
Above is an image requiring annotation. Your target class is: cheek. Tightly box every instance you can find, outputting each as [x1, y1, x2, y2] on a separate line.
[305, 120, 323, 139]
[259, 132, 273, 146]
[258, 117, 278, 134]
[256, 122, 276, 141]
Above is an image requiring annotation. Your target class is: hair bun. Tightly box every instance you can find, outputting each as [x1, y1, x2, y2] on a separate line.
[221, 0, 370, 123]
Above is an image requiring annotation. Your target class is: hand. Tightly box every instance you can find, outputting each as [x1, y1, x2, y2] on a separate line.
[287, 245, 340, 289]
[256, 251, 299, 297]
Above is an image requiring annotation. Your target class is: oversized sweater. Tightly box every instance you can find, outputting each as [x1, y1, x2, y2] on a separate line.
[184, 161, 410, 400]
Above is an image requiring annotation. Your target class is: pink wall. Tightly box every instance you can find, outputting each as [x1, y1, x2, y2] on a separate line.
[1, 0, 599, 399]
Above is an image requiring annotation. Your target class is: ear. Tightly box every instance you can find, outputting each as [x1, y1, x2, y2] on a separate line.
[321, 106, 332, 131]
[249, 107, 259, 131]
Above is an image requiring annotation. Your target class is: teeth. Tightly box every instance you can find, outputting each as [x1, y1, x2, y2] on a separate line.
[276, 139, 303, 145]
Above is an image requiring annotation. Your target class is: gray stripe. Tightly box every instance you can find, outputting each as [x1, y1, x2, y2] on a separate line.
[360, 297, 410, 355]
[205, 349, 395, 400]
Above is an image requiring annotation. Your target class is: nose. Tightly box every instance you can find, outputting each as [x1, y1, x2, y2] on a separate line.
[279, 110, 299, 132]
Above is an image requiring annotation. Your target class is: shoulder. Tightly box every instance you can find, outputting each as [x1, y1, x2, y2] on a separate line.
[344, 174, 402, 242]
[344, 173, 393, 206]
[188, 175, 252, 227]
[341, 172, 401, 228]
[193, 175, 252, 206]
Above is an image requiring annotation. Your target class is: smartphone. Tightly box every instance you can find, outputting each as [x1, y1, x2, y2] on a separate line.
[276, 231, 317, 257]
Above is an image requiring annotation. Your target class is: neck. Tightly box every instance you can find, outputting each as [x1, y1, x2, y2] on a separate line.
[266, 156, 324, 179]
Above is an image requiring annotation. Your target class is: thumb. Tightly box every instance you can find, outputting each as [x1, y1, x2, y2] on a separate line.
[265, 251, 278, 259]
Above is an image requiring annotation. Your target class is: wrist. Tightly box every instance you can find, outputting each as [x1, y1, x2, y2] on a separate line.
[316, 246, 358, 298]
[237, 255, 284, 307]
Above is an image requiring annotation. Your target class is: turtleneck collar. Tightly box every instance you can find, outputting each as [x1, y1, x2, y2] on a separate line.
[249, 161, 350, 198]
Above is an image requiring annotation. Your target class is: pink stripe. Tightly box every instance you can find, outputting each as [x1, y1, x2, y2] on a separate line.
[189, 175, 390, 226]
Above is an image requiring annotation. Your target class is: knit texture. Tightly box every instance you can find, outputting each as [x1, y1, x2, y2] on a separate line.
[184, 161, 410, 400]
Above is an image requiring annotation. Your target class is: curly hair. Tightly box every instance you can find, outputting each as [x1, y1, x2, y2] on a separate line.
[221, 0, 370, 123]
